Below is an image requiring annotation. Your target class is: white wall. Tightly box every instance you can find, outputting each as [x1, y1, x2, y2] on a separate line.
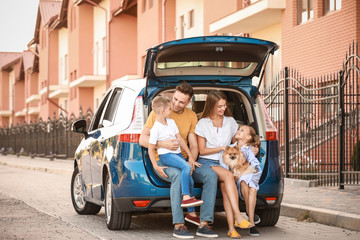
[93, 0, 109, 75]
[58, 27, 68, 85]
[94, 82, 106, 111]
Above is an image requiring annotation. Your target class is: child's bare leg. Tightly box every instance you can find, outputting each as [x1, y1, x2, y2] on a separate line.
[240, 181, 250, 219]
[183, 195, 191, 200]
[248, 187, 257, 225]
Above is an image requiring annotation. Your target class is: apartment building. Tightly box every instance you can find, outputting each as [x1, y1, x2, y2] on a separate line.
[0, 0, 358, 127]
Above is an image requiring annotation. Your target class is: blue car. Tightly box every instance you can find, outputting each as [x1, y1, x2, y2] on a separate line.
[71, 36, 283, 230]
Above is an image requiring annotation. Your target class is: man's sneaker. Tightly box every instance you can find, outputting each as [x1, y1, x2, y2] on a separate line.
[247, 213, 261, 225]
[181, 198, 204, 208]
[185, 214, 200, 226]
[173, 226, 194, 239]
[249, 226, 260, 237]
[196, 225, 218, 238]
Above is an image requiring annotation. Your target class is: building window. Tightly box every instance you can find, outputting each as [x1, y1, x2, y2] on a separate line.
[102, 37, 106, 68]
[188, 10, 194, 29]
[180, 15, 184, 38]
[142, 0, 146, 12]
[298, 0, 313, 24]
[324, 0, 341, 13]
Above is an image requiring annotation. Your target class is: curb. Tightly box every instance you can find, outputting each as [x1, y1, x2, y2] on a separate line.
[0, 161, 72, 175]
[284, 178, 318, 187]
[280, 202, 360, 231]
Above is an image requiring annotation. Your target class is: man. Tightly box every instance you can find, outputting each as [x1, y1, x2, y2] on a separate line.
[139, 82, 219, 239]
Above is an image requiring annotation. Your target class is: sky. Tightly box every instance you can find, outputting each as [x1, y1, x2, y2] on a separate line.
[0, 0, 39, 52]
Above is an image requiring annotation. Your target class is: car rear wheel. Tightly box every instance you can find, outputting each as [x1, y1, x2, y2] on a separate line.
[105, 174, 131, 230]
[256, 207, 280, 226]
[71, 167, 102, 215]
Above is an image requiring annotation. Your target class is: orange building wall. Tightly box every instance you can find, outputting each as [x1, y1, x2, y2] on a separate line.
[49, 31, 59, 85]
[78, 4, 94, 76]
[0, 71, 9, 110]
[281, 0, 360, 76]
[109, 13, 138, 81]
[203, 0, 238, 35]
[14, 80, 25, 112]
[137, 0, 177, 77]
[14, 79, 25, 125]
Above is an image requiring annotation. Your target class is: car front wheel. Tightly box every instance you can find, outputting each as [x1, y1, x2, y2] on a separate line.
[71, 167, 101, 215]
[105, 173, 131, 230]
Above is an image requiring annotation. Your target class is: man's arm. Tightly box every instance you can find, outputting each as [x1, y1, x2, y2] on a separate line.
[139, 126, 180, 150]
[188, 132, 199, 160]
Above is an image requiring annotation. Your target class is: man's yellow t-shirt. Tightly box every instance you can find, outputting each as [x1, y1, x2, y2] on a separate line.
[145, 107, 198, 160]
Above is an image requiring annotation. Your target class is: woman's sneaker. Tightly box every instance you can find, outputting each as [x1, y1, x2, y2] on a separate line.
[181, 198, 203, 208]
[173, 225, 194, 239]
[249, 226, 260, 237]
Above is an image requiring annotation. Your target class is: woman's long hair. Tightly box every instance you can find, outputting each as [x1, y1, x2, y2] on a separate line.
[200, 91, 232, 119]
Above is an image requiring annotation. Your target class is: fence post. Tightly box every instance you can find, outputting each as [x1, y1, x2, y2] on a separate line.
[284, 67, 290, 178]
[338, 70, 345, 189]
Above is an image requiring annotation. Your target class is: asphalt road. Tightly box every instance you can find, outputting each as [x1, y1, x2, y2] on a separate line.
[0, 164, 359, 239]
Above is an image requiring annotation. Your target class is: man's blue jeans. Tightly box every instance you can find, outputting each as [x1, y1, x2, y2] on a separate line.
[158, 159, 218, 224]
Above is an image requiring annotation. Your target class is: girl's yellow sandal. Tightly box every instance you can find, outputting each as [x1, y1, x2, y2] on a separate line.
[234, 219, 252, 229]
[227, 230, 242, 239]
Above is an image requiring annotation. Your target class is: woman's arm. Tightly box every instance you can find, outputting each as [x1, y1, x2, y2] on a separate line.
[197, 135, 226, 156]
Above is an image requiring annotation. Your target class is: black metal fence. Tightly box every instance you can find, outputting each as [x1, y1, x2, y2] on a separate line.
[262, 42, 360, 187]
[0, 109, 93, 159]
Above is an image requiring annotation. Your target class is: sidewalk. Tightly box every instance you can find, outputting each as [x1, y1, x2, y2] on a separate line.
[0, 154, 359, 232]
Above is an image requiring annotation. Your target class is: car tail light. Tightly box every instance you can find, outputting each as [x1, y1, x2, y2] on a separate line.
[265, 197, 277, 204]
[258, 95, 278, 141]
[117, 96, 144, 143]
[133, 200, 151, 207]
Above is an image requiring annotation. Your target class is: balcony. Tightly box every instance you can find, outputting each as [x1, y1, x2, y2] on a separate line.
[39, 85, 69, 96]
[0, 110, 11, 117]
[26, 94, 40, 104]
[28, 107, 40, 115]
[210, 0, 285, 34]
[69, 75, 106, 88]
[49, 85, 69, 99]
[15, 108, 26, 117]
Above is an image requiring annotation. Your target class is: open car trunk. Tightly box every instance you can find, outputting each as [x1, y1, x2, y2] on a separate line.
[142, 86, 263, 188]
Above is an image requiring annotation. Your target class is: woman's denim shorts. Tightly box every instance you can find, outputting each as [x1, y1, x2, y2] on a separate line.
[197, 157, 220, 168]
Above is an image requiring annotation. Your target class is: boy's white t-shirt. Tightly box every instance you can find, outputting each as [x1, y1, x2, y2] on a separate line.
[149, 118, 181, 155]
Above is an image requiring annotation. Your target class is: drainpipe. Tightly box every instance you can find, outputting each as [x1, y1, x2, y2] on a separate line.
[162, 0, 166, 42]
[81, 0, 110, 89]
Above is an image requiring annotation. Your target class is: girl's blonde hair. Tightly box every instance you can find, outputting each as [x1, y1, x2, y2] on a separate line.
[241, 125, 260, 148]
[200, 91, 232, 119]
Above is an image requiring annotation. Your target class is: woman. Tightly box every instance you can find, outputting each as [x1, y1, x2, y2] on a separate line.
[195, 91, 253, 239]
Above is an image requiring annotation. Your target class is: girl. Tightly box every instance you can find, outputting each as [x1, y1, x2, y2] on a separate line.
[232, 125, 262, 237]
[195, 91, 252, 239]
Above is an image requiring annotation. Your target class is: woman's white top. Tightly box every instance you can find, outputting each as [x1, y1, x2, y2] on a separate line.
[149, 119, 181, 155]
[195, 116, 238, 161]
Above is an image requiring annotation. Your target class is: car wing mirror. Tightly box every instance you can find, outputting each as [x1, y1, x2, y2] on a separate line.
[72, 120, 88, 137]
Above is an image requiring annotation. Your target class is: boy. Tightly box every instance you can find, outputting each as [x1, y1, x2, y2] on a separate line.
[148, 96, 203, 209]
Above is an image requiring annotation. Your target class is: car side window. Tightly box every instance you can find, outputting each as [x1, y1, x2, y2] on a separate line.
[101, 88, 123, 127]
[89, 90, 113, 131]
